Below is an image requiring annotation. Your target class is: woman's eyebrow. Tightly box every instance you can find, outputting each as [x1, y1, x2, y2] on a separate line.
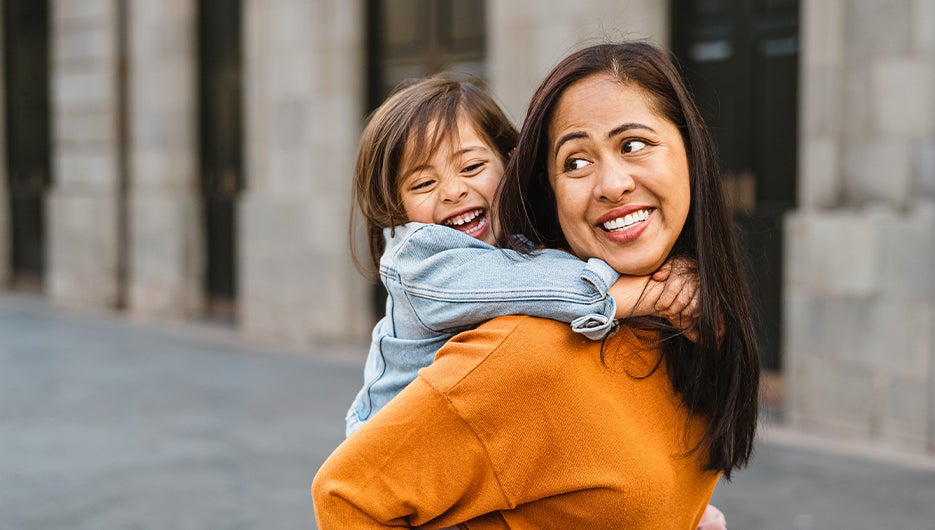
[608, 122, 657, 138]
[553, 132, 588, 157]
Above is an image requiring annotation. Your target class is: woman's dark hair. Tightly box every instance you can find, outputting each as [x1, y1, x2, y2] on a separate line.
[496, 41, 759, 479]
[350, 75, 518, 277]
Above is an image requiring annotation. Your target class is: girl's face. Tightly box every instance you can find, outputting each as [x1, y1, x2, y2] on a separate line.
[547, 74, 691, 276]
[398, 115, 504, 245]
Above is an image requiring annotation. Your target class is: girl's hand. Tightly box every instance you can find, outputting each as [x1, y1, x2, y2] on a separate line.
[651, 257, 700, 341]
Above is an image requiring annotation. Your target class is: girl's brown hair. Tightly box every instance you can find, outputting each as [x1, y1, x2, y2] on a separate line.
[351, 76, 518, 276]
[496, 41, 759, 479]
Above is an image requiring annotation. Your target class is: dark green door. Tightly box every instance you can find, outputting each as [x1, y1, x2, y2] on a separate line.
[672, 0, 799, 370]
[198, 0, 242, 320]
[3, 0, 50, 289]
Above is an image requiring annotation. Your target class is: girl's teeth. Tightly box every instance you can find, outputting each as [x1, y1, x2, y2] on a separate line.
[446, 209, 481, 226]
[603, 209, 650, 231]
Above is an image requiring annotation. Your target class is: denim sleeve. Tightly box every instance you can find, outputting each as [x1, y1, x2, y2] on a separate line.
[381, 223, 621, 340]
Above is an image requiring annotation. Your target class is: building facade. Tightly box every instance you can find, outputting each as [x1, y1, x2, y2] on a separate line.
[1, 0, 933, 457]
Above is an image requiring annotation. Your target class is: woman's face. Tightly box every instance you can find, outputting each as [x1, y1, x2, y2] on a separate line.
[547, 74, 690, 276]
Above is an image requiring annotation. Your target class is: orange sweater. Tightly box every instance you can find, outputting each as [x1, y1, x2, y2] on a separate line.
[313, 316, 719, 529]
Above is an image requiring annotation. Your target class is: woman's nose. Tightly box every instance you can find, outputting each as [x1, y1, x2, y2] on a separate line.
[440, 176, 469, 203]
[595, 161, 636, 202]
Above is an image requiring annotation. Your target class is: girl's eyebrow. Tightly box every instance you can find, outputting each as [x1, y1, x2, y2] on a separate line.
[553, 122, 659, 157]
[453, 145, 489, 157]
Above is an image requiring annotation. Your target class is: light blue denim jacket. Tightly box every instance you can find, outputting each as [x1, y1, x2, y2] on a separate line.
[345, 222, 621, 436]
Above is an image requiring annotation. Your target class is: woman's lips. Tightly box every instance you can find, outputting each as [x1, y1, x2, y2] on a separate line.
[598, 207, 654, 243]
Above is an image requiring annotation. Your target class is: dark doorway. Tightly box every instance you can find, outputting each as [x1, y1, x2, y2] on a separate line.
[3, 0, 50, 290]
[198, 0, 242, 322]
[365, 0, 487, 316]
[672, 0, 799, 371]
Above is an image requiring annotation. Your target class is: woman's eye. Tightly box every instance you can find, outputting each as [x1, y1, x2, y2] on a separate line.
[622, 139, 648, 153]
[564, 158, 591, 172]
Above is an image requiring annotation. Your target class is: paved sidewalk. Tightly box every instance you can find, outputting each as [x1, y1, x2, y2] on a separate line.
[2, 293, 934, 529]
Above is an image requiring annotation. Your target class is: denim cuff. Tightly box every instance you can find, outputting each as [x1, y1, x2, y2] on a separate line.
[579, 258, 620, 296]
[571, 314, 615, 340]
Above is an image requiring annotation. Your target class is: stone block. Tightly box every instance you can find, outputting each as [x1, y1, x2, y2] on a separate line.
[47, 192, 119, 309]
[54, 26, 115, 66]
[845, 0, 912, 56]
[53, 0, 113, 26]
[784, 212, 877, 297]
[843, 139, 911, 207]
[53, 67, 116, 109]
[879, 375, 930, 452]
[789, 354, 876, 437]
[831, 297, 925, 376]
[238, 194, 370, 343]
[871, 59, 935, 137]
[842, 67, 870, 140]
[783, 293, 836, 365]
[914, 0, 935, 53]
[798, 138, 840, 208]
[54, 150, 118, 191]
[802, 0, 844, 68]
[127, 194, 203, 318]
[914, 141, 935, 199]
[802, 66, 841, 137]
[55, 109, 115, 148]
[875, 208, 935, 299]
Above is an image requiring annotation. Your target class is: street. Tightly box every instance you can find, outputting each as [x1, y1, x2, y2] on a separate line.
[2, 292, 934, 529]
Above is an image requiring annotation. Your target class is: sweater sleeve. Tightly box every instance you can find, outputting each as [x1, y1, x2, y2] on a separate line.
[312, 378, 511, 529]
[383, 223, 620, 339]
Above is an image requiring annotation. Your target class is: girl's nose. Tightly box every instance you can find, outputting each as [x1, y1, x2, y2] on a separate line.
[440, 176, 469, 203]
[595, 161, 636, 202]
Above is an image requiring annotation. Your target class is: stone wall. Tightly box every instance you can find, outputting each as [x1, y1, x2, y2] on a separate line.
[787, 0, 935, 453]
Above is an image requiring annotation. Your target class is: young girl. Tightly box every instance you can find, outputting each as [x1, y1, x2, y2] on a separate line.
[346, 76, 701, 437]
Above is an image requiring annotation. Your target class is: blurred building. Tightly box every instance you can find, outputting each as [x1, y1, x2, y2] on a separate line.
[0, 1, 932, 457]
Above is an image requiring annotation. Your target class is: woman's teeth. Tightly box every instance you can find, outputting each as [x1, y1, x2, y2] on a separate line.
[603, 209, 651, 231]
[445, 209, 483, 227]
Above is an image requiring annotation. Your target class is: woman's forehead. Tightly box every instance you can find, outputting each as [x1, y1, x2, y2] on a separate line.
[549, 76, 662, 138]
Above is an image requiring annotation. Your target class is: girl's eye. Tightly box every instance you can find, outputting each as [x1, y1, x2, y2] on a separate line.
[564, 158, 591, 172]
[410, 179, 435, 191]
[462, 161, 485, 174]
[622, 139, 648, 153]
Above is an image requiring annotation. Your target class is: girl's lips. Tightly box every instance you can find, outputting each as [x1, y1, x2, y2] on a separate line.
[443, 208, 490, 240]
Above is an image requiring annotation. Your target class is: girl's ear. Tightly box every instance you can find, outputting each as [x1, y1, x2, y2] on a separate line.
[508, 147, 516, 159]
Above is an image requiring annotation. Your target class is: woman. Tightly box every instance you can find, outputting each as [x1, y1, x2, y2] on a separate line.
[313, 41, 759, 529]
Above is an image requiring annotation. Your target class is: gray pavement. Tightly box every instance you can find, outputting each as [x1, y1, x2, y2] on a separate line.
[2, 292, 934, 530]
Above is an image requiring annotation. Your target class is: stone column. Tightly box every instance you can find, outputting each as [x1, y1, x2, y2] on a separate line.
[240, 0, 369, 344]
[488, 0, 669, 122]
[786, 0, 935, 454]
[126, 0, 202, 318]
[48, 0, 122, 308]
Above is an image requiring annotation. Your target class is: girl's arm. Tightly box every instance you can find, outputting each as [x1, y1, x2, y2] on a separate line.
[385, 223, 623, 339]
[387, 223, 699, 340]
